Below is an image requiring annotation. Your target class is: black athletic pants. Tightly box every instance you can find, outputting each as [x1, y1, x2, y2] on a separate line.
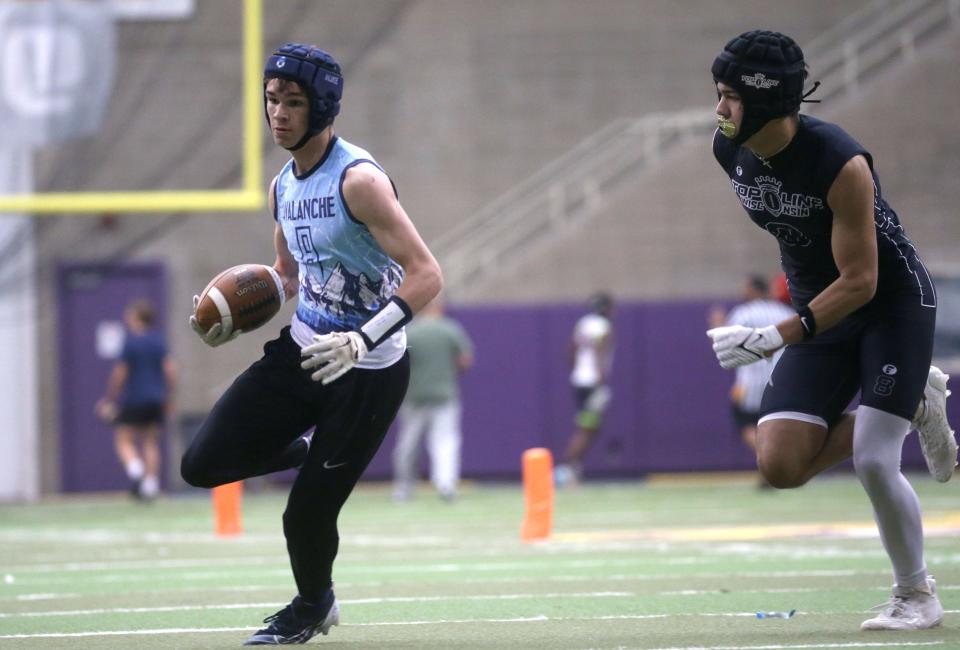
[181, 327, 409, 601]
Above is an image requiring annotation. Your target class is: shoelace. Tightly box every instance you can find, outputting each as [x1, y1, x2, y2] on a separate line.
[921, 389, 953, 420]
[867, 594, 910, 618]
[262, 603, 295, 627]
[919, 399, 956, 441]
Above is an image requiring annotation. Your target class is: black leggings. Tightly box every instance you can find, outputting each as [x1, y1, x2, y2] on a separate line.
[181, 327, 409, 600]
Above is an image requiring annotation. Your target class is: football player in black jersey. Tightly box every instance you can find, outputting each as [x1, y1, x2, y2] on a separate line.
[706, 30, 955, 631]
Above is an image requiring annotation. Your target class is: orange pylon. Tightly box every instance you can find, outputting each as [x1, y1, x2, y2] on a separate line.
[521, 448, 554, 541]
[212, 481, 243, 536]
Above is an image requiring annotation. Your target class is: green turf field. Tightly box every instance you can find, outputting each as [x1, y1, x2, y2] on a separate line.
[1, 473, 959, 649]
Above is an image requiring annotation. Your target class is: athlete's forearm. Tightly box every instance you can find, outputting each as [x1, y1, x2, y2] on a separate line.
[103, 363, 128, 402]
[393, 258, 443, 314]
[776, 274, 874, 345]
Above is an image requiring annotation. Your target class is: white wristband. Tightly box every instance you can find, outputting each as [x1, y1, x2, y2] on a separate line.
[359, 296, 412, 349]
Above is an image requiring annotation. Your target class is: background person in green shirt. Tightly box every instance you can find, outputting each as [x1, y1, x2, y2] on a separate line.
[392, 297, 474, 501]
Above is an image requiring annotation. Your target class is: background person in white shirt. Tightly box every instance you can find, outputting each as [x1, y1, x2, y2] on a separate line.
[710, 275, 794, 464]
[555, 293, 614, 487]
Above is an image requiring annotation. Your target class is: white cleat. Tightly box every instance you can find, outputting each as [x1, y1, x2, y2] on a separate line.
[913, 366, 957, 483]
[553, 464, 580, 488]
[861, 577, 944, 631]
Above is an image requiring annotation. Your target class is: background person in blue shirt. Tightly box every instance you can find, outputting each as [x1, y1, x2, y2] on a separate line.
[96, 298, 177, 500]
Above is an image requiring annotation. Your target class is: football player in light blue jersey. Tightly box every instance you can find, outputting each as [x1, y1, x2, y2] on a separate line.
[182, 43, 441, 646]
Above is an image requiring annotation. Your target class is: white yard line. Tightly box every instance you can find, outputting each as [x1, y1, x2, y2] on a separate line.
[2, 613, 955, 641]
[4, 511, 958, 549]
[5, 580, 912, 606]
[1, 566, 892, 591]
[0, 554, 895, 576]
[6, 592, 960, 623]
[637, 642, 946, 650]
[0, 591, 634, 618]
[0, 529, 448, 546]
[0, 626, 258, 639]
[2, 533, 956, 577]
[0, 555, 284, 573]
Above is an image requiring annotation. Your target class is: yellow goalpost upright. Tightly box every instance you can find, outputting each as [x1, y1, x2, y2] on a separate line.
[0, 0, 265, 215]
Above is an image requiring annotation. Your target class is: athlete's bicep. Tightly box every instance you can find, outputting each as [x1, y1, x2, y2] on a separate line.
[342, 164, 442, 312]
[826, 155, 878, 298]
[268, 175, 279, 221]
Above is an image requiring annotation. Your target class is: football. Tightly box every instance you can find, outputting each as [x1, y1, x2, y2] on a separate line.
[194, 264, 285, 334]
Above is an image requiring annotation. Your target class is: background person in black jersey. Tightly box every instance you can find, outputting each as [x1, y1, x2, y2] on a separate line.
[706, 30, 956, 632]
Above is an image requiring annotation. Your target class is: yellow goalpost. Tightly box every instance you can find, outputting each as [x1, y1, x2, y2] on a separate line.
[0, 0, 264, 215]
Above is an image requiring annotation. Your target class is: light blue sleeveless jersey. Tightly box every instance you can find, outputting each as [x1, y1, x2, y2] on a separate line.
[274, 136, 406, 368]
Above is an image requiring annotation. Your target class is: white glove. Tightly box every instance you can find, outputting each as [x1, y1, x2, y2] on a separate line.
[189, 294, 242, 347]
[301, 331, 369, 384]
[706, 324, 783, 369]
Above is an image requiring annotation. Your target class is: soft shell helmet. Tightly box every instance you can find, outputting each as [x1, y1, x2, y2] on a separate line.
[264, 43, 343, 151]
[711, 30, 808, 145]
[591, 292, 613, 316]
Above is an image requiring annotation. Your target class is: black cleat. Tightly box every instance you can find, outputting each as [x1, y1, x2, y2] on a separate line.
[244, 591, 339, 645]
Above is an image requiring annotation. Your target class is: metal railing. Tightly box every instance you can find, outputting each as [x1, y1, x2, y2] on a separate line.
[434, 0, 960, 294]
[810, 0, 960, 102]
[432, 109, 711, 292]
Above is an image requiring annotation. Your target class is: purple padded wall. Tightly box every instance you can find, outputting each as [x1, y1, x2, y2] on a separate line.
[362, 300, 936, 480]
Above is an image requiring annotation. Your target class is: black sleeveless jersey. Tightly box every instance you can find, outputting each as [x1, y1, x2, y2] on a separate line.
[713, 115, 934, 309]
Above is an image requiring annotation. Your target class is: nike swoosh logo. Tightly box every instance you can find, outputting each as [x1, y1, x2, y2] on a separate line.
[736, 342, 763, 360]
[323, 460, 348, 470]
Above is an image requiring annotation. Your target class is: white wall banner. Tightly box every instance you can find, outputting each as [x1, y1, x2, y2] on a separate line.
[0, 2, 115, 147]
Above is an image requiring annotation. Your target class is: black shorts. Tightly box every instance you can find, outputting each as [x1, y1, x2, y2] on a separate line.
[731, 403, 759, 429]
[117, 402, 165, 426]
[573, 385, 610, 430]
[760, 292, 936, 426]
[574, 387, 595, 412]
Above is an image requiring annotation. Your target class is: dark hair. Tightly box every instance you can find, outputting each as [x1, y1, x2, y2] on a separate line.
[129, 299, 156, 327]
[591, 292, 613, 314]
[747, 274, 769, 295]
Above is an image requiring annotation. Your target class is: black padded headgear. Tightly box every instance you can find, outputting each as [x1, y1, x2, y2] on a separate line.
[264, 43, 343, 151]
[591, 292, 613, 316]
[711, 30, 808, 144]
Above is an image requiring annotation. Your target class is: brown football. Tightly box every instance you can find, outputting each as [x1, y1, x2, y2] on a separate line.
[194, 264, 284, 334]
